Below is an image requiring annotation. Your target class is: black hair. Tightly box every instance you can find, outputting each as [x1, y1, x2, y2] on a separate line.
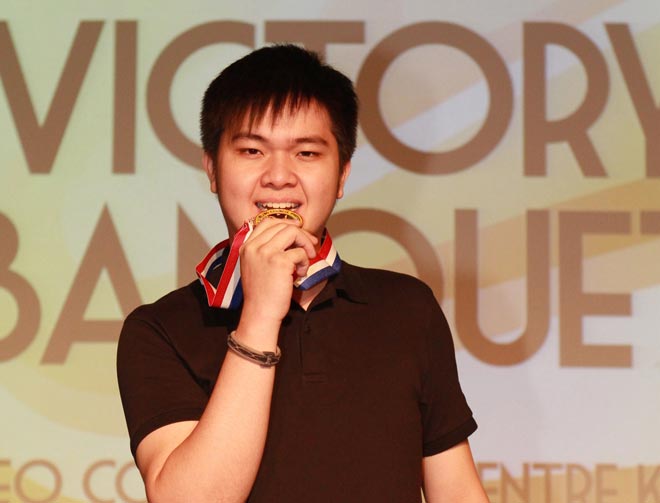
[200, 44, 358, 170]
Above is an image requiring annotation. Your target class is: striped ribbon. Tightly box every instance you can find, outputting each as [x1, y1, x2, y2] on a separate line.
[196, 221, 341, 309]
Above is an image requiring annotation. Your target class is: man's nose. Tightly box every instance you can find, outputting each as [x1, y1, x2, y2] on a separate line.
[261, 153, 297, 187]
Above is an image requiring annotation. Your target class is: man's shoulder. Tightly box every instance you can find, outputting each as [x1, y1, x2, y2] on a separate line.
[118, 278, 233, 354]
[340, 261, 438, 303]
[125, 279, 206, 326]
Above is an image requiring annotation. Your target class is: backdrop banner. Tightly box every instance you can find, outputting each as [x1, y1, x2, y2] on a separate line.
[1, 1, 658, 502]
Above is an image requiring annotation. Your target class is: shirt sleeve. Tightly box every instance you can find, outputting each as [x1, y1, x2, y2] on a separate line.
[418, 292, 477, 457]
[116, 308, 209, 458]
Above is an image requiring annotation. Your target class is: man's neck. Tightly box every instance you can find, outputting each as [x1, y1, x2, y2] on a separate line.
[292, 280, 327, 311]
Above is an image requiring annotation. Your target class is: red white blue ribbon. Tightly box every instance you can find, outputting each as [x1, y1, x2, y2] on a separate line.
[196, 221, 341, 309]
[293, 228, 340, 290]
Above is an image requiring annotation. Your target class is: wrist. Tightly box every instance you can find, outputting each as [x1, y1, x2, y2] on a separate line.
[239, 303, 285, 332]
[234, 316, 281, 352]
[227, 330, 281, 367]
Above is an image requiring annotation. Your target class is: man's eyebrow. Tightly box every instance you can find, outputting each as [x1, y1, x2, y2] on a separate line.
[230, 133, 330, 147]
[230, 132, 266, 142]
[293, 136, 329, 146]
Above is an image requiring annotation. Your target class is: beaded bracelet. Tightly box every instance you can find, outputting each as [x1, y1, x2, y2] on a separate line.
[227, 330, 281, 368]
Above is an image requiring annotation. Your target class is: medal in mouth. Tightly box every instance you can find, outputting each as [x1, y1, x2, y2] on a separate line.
[253, 208, 303, 226]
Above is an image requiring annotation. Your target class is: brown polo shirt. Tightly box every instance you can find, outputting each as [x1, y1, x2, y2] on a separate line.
[117, 261, 477, 502]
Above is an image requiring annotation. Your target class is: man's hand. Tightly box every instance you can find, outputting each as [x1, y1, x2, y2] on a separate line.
[237, 218, 318, 339]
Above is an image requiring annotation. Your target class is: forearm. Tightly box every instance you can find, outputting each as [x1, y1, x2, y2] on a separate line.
[140, 320, 280, 503]
[139, 220, 315, 502]
[422, 441, 490, 503]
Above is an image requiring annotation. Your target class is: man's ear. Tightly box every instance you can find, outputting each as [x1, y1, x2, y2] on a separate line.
[336, 161, 351, 199]
[202, 152, 218, 194]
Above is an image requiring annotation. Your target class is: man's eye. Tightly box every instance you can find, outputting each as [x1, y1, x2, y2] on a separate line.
[240, 148, 261, 156]
[298, 151, 318, 158]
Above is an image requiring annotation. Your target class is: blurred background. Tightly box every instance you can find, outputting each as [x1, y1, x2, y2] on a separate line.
[1, 1, 658, 501]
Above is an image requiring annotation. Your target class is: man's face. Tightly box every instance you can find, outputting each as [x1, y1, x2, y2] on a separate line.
[203, 101, 351, 240]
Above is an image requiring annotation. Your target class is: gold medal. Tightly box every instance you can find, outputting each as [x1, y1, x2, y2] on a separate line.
[253, 208, 303, 226]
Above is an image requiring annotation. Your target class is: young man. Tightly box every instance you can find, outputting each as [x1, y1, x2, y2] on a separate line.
[117, 45, 488, 503]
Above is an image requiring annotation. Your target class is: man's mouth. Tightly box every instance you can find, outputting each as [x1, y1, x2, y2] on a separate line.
[256, 202, 300, 211]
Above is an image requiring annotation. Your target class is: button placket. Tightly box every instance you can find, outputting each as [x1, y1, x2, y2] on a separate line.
[300, 314, 327, 384]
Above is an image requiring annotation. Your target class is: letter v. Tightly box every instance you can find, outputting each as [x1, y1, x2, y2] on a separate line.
[0, 21, 103, 173]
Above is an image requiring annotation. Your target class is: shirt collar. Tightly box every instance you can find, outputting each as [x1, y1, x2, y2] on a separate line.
[309, 261, 369, 308]
[205, 256, 369, 309]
